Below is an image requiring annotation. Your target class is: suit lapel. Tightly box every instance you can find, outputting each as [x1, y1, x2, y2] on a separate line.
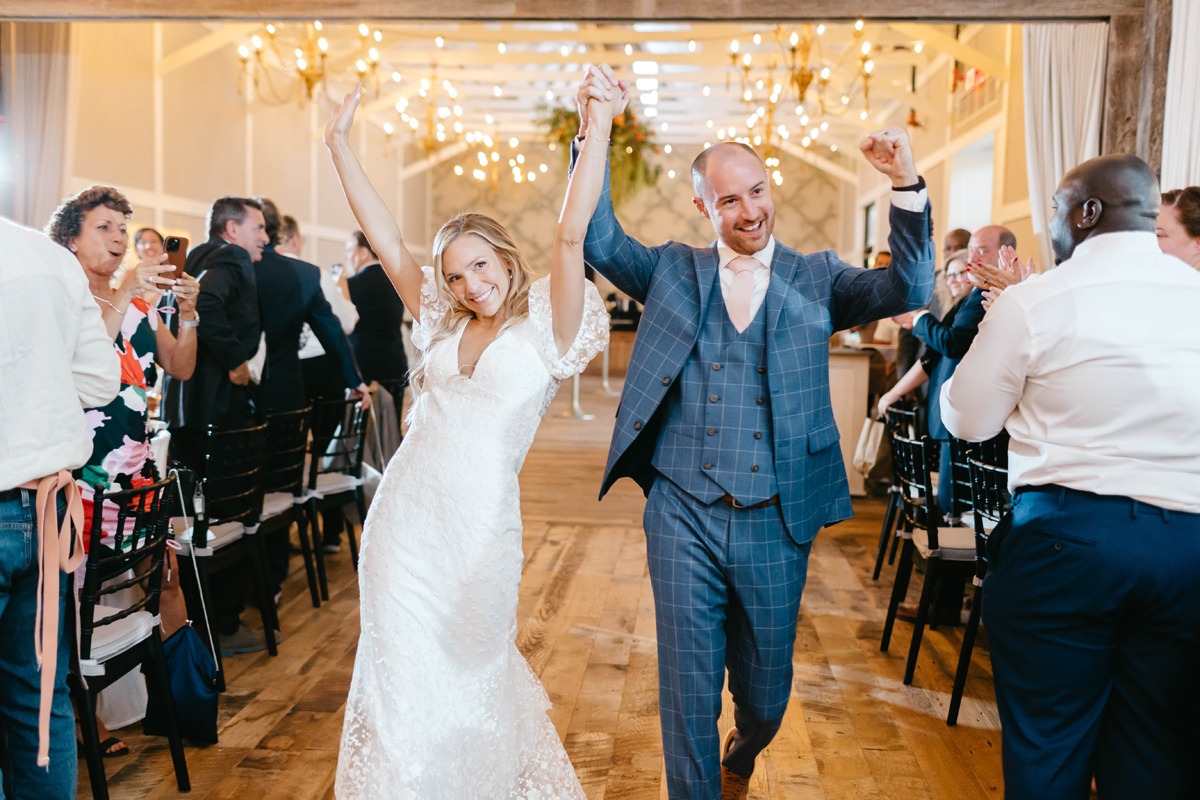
[765, 243, 800, 333]
[694, 244, 720, 314]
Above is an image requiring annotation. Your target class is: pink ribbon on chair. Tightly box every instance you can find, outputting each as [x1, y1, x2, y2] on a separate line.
[21, 471, 85, 768]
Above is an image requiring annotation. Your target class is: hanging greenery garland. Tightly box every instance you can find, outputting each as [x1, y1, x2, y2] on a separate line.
[538, 103, 662, 209]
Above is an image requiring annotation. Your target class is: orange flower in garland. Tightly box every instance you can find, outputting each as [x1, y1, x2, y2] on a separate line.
[538, 102, 662, 209]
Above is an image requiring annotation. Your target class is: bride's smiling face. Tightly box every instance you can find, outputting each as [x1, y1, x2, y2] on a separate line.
[442, 233, 512, 320]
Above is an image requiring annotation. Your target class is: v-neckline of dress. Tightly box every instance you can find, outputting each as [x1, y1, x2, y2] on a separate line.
[454, 318, 510, 379]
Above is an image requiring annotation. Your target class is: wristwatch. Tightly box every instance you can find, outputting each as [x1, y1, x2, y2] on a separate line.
[179, 312, 200, 329]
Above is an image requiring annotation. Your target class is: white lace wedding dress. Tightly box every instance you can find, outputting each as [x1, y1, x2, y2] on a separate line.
[335, 269, 608, 799]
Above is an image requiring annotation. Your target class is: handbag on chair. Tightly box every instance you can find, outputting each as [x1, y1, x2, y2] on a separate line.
[142, 622, 218, 744]
[854, 417, 886, 476]
[143, 472, 220, 744]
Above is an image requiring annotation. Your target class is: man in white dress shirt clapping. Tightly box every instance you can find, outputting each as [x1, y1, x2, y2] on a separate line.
[941, 154, 1200, 800]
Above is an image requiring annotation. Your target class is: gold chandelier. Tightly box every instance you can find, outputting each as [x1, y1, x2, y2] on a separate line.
[720, 20, 876, 173]
[236, 21, 384, 106]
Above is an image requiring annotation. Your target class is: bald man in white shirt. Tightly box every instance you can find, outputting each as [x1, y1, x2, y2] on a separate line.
[941, 154, 1200, 800]
[0, 216, 119, 798]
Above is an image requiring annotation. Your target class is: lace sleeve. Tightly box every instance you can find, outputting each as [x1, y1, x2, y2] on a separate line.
[410, 265, 449, 352]
[525, 275, 610, 380]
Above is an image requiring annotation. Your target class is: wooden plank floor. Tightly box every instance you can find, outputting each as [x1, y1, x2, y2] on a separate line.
[87, 374, 1002, 799]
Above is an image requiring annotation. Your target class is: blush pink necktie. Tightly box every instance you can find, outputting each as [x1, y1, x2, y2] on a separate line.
[726, 255, 762, 333]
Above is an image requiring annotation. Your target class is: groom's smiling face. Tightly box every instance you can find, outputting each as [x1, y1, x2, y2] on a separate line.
[692, 144, 776, 256]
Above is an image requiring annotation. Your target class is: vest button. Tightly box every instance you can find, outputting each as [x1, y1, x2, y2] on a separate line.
[754, 432, 763, 440]
[712, 362, 721, 370]
[710, 395, 719, 403]
[662, 377, 671, 385]
[756, 397, 765, 406]
[751, 465, 760, 473]
[633, 420, 643, 430]
[703, 461, 713, 470]
[757, 365, 766, 374]
[707, 428, 716, 436]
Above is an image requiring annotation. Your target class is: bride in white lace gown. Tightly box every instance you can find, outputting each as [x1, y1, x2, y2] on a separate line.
[322, 79, 627, 799]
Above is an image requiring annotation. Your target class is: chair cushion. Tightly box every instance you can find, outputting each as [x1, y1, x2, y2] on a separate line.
[311, 472, 361, 497]
[80, 604, 158, 676]
[170, 518, 245, 552]
[912, 526, 976, 561]
[260, 491, 296, 520]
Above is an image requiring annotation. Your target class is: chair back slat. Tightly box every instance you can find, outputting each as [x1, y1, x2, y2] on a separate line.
[264, 407, 312, 496]
[307, 398, 369, 488]
[891, 432, 940, 550]
[201, 422, 270, 527]
[884, 401, 920, 438]
[78, 475, 176, 660]
[968, 433, 1012, 580]
[948, 437, 977, 519]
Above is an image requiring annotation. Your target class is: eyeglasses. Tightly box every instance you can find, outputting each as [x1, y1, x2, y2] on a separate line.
[946, 270, 966, 279]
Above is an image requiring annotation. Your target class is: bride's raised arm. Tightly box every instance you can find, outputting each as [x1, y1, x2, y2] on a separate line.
[324, 83, 425, 322]
[549, 77, 629, 356]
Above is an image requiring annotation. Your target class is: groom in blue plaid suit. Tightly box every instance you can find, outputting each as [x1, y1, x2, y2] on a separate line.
[574, 66, 935, 799]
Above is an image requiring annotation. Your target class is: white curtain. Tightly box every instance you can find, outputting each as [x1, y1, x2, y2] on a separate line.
[1022, 23, 1108, 268]
[1161, 1, 1200, 190]
[0, 22, 73, 228]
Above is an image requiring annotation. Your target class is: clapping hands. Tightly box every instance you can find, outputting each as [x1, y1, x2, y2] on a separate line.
[970, 245, 1035, 309]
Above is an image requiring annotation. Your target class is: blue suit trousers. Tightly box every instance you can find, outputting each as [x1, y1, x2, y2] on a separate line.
[644, 477, 812, 799]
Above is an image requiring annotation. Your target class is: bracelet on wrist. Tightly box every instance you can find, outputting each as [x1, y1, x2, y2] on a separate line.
[179, 314, 200, 329]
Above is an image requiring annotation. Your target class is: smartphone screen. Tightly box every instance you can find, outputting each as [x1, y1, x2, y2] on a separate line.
[164, 236, 189, 281]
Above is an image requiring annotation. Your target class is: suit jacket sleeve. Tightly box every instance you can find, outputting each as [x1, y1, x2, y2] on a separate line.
[913, 288, 986, 359]
[572, 140, 660, 303]
[307, 277, 364, 389]
[195, 252, 251, 371]
[829, 201, 935, 331]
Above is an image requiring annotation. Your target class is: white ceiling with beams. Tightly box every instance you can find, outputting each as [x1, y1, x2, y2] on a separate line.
[166, 20, 1009, 181]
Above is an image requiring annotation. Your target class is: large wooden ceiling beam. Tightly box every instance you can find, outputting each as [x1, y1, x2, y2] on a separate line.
[885, 22, 1008, 80]
[3, 0, 1144, 21]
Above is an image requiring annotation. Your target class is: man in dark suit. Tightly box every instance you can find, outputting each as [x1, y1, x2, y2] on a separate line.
[252, 199, 370, 594]
[161, 196, 267, 467]
[575, 65, 934, 800]
[252, 199, 368, 416]
[345, 231, 408, 425]
[160, 196, 268, 654]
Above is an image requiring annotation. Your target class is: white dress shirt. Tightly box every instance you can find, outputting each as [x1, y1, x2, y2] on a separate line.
[298, 265, 360, 360]
[716, 187, 928, 323]
[0, 217, 119, 490]
[941, 231, 1200, 513]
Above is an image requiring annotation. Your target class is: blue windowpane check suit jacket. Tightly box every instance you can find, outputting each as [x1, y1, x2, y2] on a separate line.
[583, 166, 935, 546]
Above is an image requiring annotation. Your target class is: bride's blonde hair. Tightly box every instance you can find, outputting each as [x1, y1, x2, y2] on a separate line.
[409, 213, 537, 390]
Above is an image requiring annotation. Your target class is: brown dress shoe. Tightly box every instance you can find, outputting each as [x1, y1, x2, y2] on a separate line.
[720, 727, 751, 800]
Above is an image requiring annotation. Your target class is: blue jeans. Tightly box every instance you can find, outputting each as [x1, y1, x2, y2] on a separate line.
[0, 491, 76, 800]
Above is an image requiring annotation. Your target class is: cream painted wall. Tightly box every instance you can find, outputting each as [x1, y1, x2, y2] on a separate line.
[853, 24, 1035, 282]
[67, 21, 382, 272]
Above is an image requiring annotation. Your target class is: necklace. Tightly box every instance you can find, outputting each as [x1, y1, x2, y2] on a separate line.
[92, 294, 126, 316]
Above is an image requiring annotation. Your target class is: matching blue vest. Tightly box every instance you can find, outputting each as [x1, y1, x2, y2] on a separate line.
[652, 269, 778, 504]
